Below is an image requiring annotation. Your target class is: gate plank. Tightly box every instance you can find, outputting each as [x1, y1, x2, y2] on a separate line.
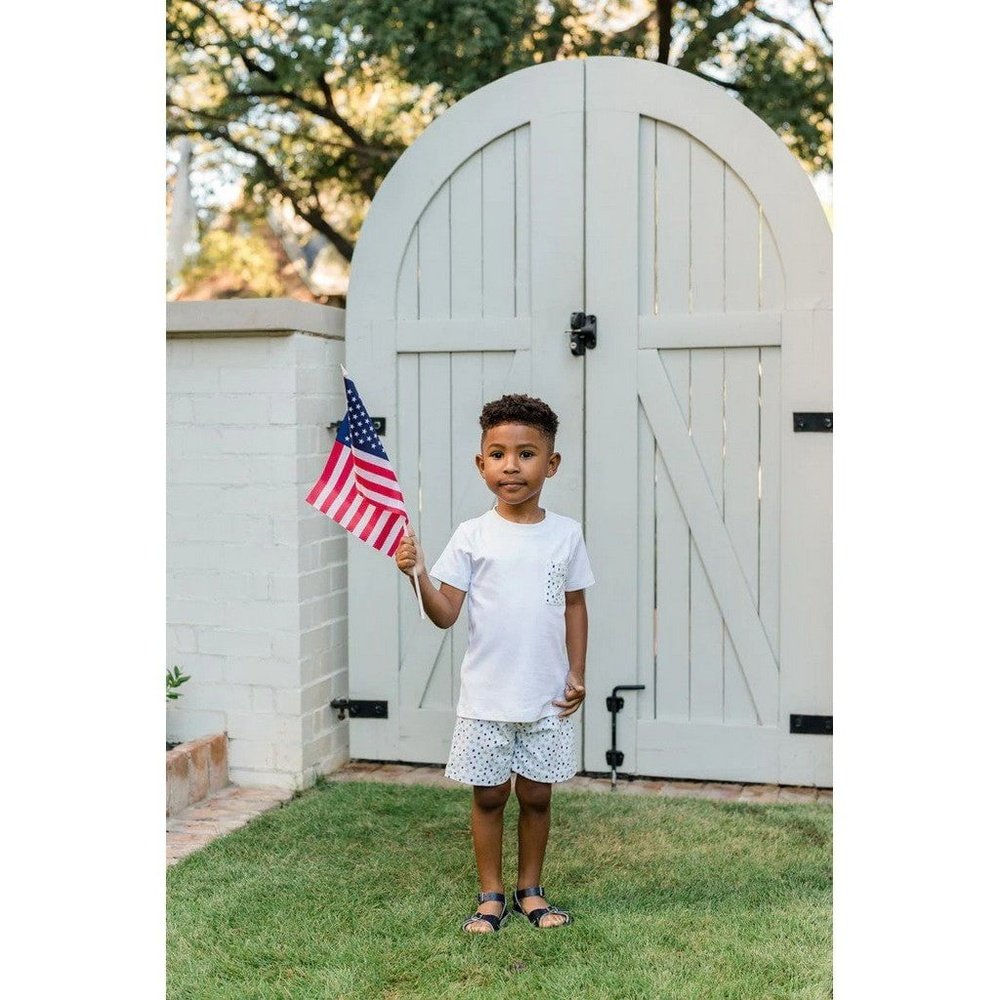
[452, 354, 488, 526]
[397, 230, 419, 321]
[724, 166, 760, 312]
[526, 104, 584, 520]
[638, 351, 779, 719]
[415, 354, 454, 709]
[638, 117, 657, 315]
[722, 171, 763, 726]
[760, 345, 781, 659]
[722, 348, 761, 724]
[482, 132, 516, 318]
[778, 309, 831, 780]
[514, 127, 531, 317]
[346, 319, 402, 760]
[583, 104, 640, 770]
[637, 405, 656, 719]
[656, 123, 690, 315]
[690, 141, 725, 312]
[656, 349, 691, 721]
[450, 352, 486, 703]
[687, 136, 727, 724]
[689, 347, 725, 722]
[761, 219, 785, 310]
[418, 182, 451, 319]
[450, 152, 483, 319]
[396, 352, 423, 663]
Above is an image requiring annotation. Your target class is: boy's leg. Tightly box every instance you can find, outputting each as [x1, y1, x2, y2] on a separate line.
[467, 779, 511, 933]
[514, 776, 568, 927]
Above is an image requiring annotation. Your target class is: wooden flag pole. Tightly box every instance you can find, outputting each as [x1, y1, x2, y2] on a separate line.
[406, 522, 427, 621]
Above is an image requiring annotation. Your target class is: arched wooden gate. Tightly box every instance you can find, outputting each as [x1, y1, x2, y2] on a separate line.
[345, 57, 831, 787]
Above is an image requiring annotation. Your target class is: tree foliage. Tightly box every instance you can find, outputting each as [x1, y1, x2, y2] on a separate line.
[179, 228, 286, 297]
[167, 1, 832, 266]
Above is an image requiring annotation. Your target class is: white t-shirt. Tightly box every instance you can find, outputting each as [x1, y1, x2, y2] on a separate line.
[429, 507, 596, 722]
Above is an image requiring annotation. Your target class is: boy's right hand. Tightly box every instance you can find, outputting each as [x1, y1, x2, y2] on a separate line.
[395, 530, 426, 577]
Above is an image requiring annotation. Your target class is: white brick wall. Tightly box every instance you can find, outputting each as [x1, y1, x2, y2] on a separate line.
[166, 301, 350, 790]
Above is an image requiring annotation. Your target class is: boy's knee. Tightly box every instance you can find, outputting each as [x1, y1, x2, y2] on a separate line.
[473, 780, 511, 812]
[515, 776, 552, 811]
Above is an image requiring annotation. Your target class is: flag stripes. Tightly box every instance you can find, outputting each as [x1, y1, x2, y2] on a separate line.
[305, 371, 411, 558]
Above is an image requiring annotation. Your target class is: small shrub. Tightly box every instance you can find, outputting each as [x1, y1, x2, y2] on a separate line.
[166, 665, 191, 701]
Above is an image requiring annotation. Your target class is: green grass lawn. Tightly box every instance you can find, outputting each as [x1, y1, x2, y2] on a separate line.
[167, 780, 831, 1000]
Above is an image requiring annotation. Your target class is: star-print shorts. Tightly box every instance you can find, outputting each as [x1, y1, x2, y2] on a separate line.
[444, 715, 577, 786]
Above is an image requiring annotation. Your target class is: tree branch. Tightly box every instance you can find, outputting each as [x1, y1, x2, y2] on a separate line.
[182, 94, 396, 162]
[753, 7, 811, 48]
[235, 0, 288, 39]
[601, 8, 655, 50]
[186, 0, 278, 82]
[168, 101, 245, 129]
[675, 0, 758, 70]
[240, 85, 373, 152]
[223, 133, 355, 261]
[809, 0, 833, 48]
[167, 125, 218, 140]
[688, 68, 745, 93]
[655, 0, 672, 65]
[313, 73, 372, 151]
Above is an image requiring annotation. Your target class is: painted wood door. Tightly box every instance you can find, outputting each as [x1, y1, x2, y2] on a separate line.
[346, 58, 831, 786]
[581, 59, 831, 786]
[345, 61, 586, 765]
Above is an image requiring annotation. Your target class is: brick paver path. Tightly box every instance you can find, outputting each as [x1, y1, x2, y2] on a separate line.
[167, 763, 831, 866]
[167, 785, 295, 866]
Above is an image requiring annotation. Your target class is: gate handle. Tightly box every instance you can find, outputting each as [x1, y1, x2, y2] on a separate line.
[606, 684, 645, 789]
[566, 312, 597, 356]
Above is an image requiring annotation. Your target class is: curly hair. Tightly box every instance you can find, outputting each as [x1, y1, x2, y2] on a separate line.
[479, 394, 559, 446]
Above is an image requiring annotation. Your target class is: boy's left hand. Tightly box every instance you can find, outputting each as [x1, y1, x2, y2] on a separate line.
[553, 675, 586, 717]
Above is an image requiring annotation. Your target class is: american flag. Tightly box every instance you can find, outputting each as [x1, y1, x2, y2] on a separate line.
[306, 370, 409, 557]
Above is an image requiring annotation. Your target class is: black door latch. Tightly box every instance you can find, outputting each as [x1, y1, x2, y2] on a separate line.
[567, 312, 597, 356]
[606, 684, 645, 788]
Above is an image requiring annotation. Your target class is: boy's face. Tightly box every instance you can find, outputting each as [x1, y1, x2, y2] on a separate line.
[475, 423, 560, 509]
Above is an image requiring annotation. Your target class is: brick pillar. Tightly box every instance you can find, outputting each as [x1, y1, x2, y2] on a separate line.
[166, 300, 350, 790]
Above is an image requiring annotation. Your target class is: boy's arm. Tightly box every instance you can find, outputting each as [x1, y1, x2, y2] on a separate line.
[554, 589, 588, 717]
[395, 533, 466, 629]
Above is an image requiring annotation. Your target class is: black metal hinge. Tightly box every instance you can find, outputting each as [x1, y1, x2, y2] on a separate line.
[793, 412, 833, 433]
[330, 699, 389, 721]
[790, 714, 832, 735]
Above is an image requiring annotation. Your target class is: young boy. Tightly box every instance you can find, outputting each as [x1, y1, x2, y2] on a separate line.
[395, 394, 594, 933]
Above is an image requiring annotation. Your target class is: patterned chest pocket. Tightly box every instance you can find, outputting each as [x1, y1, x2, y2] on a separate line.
[545, 560, 567, 606]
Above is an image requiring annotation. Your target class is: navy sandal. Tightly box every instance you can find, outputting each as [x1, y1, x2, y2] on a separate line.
[461, 891, 509, 933]
[513, 886, 572, 928]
